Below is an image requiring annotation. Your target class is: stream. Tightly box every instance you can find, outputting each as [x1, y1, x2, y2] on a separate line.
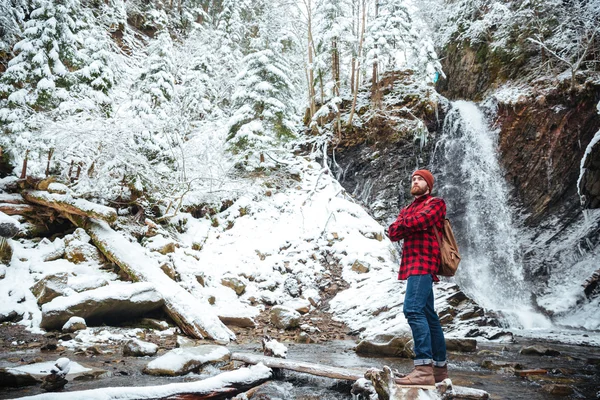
[1, 325, 599, 400]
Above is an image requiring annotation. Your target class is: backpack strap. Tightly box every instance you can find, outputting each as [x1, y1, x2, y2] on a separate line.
[425, 197, 443, 248]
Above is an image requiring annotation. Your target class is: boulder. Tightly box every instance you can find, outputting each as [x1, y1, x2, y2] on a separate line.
[446, 338, 477, 352]
[351, 260, 370, 274]
[284, 277, 300, 297]
[282, 299, 311, 314]
[0, 368, 39, 388]
[218, 315, 256, 328]
[159, 261, 178, 281]
[0, 211, 20, 238]
[519, 345, 561, 356]
[260, 291, 279, 305]
[270, 306, 301, 329]
[30, 273, 69, 305]
[143, 235, 178, 255]
[40, 282, 164, 330]
[221, 277, 246, 296]
[62, 316, 87, 333]
[0, 310, 24, 323]
[144, 345, 230, 376]
[541, 384, 574, 396]
[123, 339, 158, 357]
[65, 240, 104, 264]
[37, 238, 66, 262]
[355, 334, 414, 358]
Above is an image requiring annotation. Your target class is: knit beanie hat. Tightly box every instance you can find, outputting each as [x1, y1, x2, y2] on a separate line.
[412, 169, 434, 191]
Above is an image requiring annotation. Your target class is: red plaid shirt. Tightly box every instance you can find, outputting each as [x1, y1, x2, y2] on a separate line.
[388, 195, 446, 282]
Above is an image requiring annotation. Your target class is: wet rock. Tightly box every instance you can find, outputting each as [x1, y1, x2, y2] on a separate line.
[355, 333, 414, 358]
[481, 360, 524, 370]
[351, 260, 371, 273]
[41, 373, 68, 391]
[0, 368, 39, 387]
[140, 318, 169, 331]
[144, 345, 230, 376]
[270, 306, 301, 329]
[221, 276, 246, 296]
[297, 332, 315, 344]
[123, 338, 158, 357]
[30, 273, 69, 305]
[541, 384, 574, 396]
[61, 316, 87, 333]
[519, 345, 561, 356]
[40, 282, 164, 330]
[446, 338, 477, 352]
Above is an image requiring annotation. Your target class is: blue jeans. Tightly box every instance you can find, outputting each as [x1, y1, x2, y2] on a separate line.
[403, 274, 447, 366]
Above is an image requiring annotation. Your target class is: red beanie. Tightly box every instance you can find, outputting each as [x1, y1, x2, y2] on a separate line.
[412, 169, 434, 191]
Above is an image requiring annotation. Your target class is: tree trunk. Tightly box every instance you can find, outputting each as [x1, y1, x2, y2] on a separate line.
[22, 191, 117, 224]
[306, 0, 316, 120]
[231, 352, 364, 381]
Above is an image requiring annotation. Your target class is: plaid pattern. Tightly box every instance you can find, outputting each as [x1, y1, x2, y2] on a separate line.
[388, 194, 446, 282]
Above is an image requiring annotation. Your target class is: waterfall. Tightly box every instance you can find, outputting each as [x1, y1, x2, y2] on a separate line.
[433, 100, 551, 330]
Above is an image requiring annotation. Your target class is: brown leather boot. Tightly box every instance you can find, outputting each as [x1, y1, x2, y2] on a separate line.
[394, 364, 435, 386]
[433, 365, 448, 383]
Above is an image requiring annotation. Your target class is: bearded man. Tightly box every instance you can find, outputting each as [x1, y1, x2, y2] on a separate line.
[387, 169, 448, 386]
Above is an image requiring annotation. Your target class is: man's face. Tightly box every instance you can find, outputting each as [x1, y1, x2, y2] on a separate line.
[410, 175, 429, 196]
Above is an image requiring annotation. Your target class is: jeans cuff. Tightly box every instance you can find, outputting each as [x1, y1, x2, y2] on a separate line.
[414, 359, 433, 366]
[433, 360, 447, 367]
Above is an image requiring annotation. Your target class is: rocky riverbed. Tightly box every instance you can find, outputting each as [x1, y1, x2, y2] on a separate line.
[1, 309, 599, 400]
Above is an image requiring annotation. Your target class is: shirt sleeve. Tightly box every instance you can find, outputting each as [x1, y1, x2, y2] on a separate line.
[387, 198, 446, 241]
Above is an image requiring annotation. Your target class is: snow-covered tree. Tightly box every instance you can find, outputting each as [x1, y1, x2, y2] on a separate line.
[131, 30, 175, 114]
[0, 0, 83, 114]
[313, 0, 353, 98]
[227, 48, 296, 156]
[0, 0, 29, 55]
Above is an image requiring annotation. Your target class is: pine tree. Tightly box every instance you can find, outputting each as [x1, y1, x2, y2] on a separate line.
[132, 30, 175, 114]
[227, 48, 296, 155]
[0, 0, 29, 55]
[0, 0, 83, 113]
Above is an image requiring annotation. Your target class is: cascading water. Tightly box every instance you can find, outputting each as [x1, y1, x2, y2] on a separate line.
[432, 100, 551, 330]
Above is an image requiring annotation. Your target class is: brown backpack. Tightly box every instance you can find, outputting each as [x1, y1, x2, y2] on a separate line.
[427, 198, 461, 277]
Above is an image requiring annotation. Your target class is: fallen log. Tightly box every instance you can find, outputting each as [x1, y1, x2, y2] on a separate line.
[22, 190, 117, 224]
[0, 202, 35, 215]
[16, 364, 272, 400]
[231, 352, 364, 381]
[77, 219, 235, 343]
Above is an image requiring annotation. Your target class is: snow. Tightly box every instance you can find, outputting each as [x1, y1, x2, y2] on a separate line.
[17, 364, 272, 400]
[145, 345, 230, 374]
[13, 359, 87, 376]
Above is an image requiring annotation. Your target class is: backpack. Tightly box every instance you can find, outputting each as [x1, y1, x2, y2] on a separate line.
[427, 198, 461, 277]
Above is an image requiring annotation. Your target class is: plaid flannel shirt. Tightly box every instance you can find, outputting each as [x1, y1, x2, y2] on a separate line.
[387, 194, 446, 282]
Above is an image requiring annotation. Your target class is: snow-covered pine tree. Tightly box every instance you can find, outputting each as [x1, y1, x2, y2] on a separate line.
[227, 47, 296, 160]
[131, 30, 175, 115]
[0, 0, 29, 56]
[0, 0, 83, 120]
[313, 0, 353, 99]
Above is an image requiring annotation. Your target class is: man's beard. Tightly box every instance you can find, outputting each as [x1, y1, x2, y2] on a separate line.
[411, 185, 428, 196]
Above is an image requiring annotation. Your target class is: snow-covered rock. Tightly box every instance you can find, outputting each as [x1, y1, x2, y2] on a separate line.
[221, 276, 247, 296]
[40, 282, 164, 330]
[62, 316, 87, 333]
[262, 336, 287, 358]
[144, 345, 230, 376]
[270, 306, 301, 329]
[0, 211, 20, 238]
[282, 299, 311, 314]
[30, 273, 69, 305]
[123, 338, 158, 357]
